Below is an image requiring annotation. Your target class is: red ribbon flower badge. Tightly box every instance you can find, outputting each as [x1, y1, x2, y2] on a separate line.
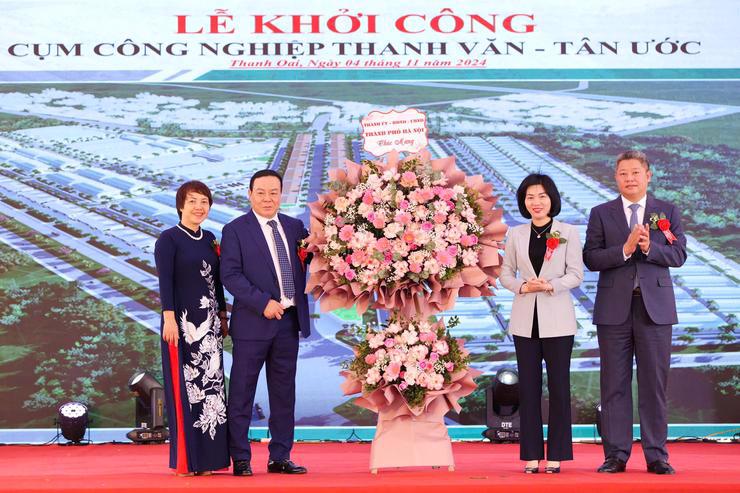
[212, 239, 221, 257]
[649, 212, 677, 244]
[544, 231, 567, 261]
[297, 239, 309, 271]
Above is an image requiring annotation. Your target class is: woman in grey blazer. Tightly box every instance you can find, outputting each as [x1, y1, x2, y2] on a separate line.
[499, 174, 584, 474]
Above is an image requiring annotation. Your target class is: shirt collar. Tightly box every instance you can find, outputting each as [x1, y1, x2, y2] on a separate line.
[621, 194, 647, 210]
[253, 210, 279, 227]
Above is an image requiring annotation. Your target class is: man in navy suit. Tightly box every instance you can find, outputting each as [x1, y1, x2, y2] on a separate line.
[584, 151, 686, 475]
[221, 169, 310, 476]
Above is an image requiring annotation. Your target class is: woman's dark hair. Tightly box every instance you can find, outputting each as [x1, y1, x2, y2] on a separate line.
[175, 180, 213, 218]
[516, 173, 561, 219]
[249, 169, 283, 191]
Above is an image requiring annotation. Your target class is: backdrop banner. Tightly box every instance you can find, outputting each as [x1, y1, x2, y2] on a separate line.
[0, 1, 737, 433]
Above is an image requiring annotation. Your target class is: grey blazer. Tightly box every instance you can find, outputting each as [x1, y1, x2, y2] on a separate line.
[499, 220, 584, 338]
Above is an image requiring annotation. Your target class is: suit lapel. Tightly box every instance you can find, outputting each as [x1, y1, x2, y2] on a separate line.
[245, 210, 278, 282]
[608, 197, 631, 237]
[539, 219, 560, 278]
[277, 214, 298, 273]
[517, 224, 536, 278]
[644, 195, 658, 227]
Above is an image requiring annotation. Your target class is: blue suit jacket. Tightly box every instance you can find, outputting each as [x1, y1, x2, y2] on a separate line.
[220, 210, 311, 340]
[583, 195, 687, 326]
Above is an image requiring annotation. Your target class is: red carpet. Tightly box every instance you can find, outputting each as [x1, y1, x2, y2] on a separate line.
[1, 442, 738, 492]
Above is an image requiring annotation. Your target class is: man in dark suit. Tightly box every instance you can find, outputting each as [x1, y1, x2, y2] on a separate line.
[584, 150, 686, 475]
[221, 169, 310, 476]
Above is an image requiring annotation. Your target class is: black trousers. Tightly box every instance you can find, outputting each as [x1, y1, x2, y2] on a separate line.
[513, 334, 574, 461]
[597, 293, 672, 464]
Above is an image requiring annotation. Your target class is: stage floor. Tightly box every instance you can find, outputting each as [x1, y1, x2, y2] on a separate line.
[2, 442, 738, 492]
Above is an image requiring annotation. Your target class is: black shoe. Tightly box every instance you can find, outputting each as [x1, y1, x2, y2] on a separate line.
[233, 460, 253, 476]
[647, 460, 675, 475]
[267, 459, 307, 474]
[524, 465, 539, 474]
[597, 457, 626, 473]
[545, 466, 560, 474]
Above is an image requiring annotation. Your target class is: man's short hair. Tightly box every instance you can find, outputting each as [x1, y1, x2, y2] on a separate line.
[515, 173, 562, 219]
[175, 180, 212, 219]
[616, 150, 650, 170]
[249, 169, 283, 191]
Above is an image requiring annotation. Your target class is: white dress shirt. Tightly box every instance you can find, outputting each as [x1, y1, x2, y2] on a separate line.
[253, 211, 295, 308]
[621, 194, 647, 261]
[621, 194, 647, 227]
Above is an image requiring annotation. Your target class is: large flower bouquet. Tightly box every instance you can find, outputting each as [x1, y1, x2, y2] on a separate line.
[344, 314, 471, 409]
[306, 150, 505, 316]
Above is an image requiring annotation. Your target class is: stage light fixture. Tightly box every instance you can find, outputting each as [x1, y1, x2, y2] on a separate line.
[483, 368, 521, 442]
[57, 401, 89, 444]
[126, 371, 169, 444]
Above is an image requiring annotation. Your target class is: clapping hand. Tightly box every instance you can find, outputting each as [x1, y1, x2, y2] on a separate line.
[623, 224, 643, 257]
[638, 224, 651, 254]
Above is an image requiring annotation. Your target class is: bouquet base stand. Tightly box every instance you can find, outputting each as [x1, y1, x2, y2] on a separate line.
[369, 408, 454, 473]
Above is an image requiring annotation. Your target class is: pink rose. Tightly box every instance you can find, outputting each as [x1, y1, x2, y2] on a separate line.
[421, 222, 434, 232]
[400, 171, 418, 188]
[399, 199, 409, 210]
[429, 352, 440, 362]
[335, 216, 346, 227]
[372, 217, 386, 229]
[395, 211, 412, 225]
[445, 362, 454, 372]
[446, 245, 458, 257]
[375, 237, 391, 251]
[399, 381, 409, 390]
[339, 225, 354, 242]
[440, 188, 455, 201]
[419, 360, 428, 370]
[352, 250, 368, 266]
[435, 250, 454, 267]
[384, 362, 401, 381]
[362, 190, 375, 205]
[345, 269, 356, 281]
[433, 212, 447, 224]
[365, 353, 377, 365]
[421, 188, 435, 202]
[384, 338, 395, 348]
[402, 230, 416, 244]
[409, 262, 422, 274]
[460, 234, 478, 247]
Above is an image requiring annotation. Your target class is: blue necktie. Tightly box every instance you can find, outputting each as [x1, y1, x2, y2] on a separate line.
[629, 203, 640, 230]
[267, 220, 295, 299]
[629, 203, 640, 288]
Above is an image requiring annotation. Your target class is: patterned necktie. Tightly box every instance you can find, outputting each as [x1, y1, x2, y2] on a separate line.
[629, 203, 640, 230]
[267, 220, 295, 299]
[629, 203, 640, 287]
